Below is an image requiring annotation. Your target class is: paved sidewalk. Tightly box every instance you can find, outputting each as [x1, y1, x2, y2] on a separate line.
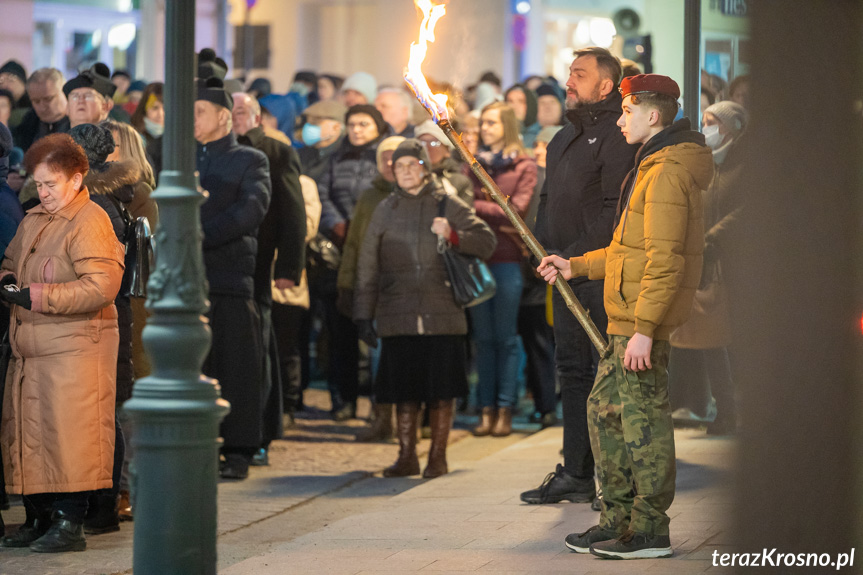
[221, 426, 734, 575]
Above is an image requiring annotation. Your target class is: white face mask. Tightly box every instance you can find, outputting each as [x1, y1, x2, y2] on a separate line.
[702, 124, 724, 150]
[144, 116, 164, 138]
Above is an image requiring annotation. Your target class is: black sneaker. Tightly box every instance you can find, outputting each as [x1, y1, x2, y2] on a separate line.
[564, 525, 620, 553]
[520, 464, 595, 504]
[590, 530, 673, 559]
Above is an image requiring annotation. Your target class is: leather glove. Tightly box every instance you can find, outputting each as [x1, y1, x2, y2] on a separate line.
[1, 287, 31, 310]
[355, 319, 378, 349]
[0, 274, 16, 290]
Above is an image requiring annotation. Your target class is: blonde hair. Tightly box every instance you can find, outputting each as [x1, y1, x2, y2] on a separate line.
[101, 120, 155, 187]
[480, 101, 526, 157]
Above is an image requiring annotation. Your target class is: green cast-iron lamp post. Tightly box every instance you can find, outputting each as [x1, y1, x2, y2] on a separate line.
[123, 0, 230, 573]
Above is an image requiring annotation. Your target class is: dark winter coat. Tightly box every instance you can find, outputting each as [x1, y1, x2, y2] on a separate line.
[298, 137, 342, 183]
[354, 178, 497, 337]
[0, 157, 23, 259]
[12, 109, 70, 152]
[237, 126, 307, 305]
[317, 133, 390, 236]
[703, 131, 747, 266]
[535, 92, 638, 285]
[471, 152, 537, 264]
[84, 160, 141, 404]
[197, 132, 272, 298]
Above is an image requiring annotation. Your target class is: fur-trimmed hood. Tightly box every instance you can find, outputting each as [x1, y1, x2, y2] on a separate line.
[83, 160, 141, 203]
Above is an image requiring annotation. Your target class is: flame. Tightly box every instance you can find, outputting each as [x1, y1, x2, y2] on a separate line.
[404, 0, 449, 123]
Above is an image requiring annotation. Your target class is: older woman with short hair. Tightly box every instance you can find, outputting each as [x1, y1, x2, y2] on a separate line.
[0, 133, 124, 552]
[354, 139, 496, 478]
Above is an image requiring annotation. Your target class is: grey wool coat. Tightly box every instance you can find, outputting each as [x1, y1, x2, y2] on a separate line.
[353, 178, 496, 337]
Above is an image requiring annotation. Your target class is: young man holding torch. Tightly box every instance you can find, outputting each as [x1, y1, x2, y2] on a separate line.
[538, 74, 713, 559]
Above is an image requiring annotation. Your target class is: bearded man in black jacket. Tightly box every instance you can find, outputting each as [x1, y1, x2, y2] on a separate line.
[522, 47, 639, 506]
[195, 79, 272, 480]
[232, 92, 306, 464]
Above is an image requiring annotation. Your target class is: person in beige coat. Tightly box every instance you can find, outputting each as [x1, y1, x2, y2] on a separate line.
[0, 133, 124, 553]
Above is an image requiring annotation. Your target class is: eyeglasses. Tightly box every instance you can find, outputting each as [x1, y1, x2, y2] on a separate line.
[69, 91, 101, 103]
[393, 161, 424, 173]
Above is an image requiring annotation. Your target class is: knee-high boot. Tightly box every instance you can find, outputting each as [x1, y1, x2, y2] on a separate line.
[423, 399, 454, 478]
[383, 402, 420, 477]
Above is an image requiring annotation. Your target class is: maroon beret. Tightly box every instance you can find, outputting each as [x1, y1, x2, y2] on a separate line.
[619, 74, 680, 100]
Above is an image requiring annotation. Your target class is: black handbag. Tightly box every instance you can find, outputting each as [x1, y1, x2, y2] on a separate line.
[437, 196, 496, 308]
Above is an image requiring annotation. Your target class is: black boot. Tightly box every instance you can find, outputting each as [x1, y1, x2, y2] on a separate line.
[84, 494, 120, 534]
[0, 508, 50, 548]
[29, 510, 86, 553]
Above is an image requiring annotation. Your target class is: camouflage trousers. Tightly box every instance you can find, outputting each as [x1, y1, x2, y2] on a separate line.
[588, 334, 675, 536]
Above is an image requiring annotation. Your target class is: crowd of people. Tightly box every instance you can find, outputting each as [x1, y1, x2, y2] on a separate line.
[0, 46, 750, 557]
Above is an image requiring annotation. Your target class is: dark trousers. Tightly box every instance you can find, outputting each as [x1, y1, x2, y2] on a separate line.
[260, 303, 284, 446]
[554, 280, 608, 479]
[322, 291, 359, 410]
[669, 346, 735, 423]
[26, 492, 90, 524]
[272, 302, 306, 413]
[517, 304, 557, 415]
[203, 294, 263, 455]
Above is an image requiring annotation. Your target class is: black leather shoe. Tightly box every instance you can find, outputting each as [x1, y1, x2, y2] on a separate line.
[30, 511, 86, 553]
[84, 494, 120, 534]
[520, 464, 595, 504]
[0, 515, 50, 548]
[220, 454, 250, 480]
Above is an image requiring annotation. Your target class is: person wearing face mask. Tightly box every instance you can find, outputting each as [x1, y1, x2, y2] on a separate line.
[297, 100, 347, 182]
[130, 83, 164, 182]
[667, 100, 748, 436]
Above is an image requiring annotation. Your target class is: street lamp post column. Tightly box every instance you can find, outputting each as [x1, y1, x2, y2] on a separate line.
[123, 0, 230, 573]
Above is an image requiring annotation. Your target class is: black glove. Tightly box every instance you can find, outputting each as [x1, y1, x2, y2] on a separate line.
[1, 287, 31, 310]
[0, 274, 16, 290]
[356, 319, 378, 349]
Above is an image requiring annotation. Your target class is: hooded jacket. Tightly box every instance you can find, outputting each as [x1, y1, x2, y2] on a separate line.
[535, 92, 639, 286]
[570, 120, 714, 340]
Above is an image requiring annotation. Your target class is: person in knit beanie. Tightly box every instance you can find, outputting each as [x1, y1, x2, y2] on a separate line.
[341, 72, 377, 107]
[69, 123, 116, 166]
[702, 100, 748, 152]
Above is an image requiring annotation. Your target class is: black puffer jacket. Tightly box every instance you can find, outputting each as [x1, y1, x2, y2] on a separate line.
[354, 178, 497, 337]
[197, 133, 272, 298]
[317, 132, 390, 236]
[535, 91, 638, 283]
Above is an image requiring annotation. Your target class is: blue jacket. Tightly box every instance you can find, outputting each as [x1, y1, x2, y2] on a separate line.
[197, 133, 272, 298]
[0, 157, 24, 259]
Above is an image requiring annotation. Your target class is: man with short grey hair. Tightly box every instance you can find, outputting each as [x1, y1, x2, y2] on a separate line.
[13, 68, 69, 151]
[375, 88, 414, 138]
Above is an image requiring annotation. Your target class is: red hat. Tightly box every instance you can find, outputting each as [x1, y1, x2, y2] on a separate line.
[619, 74, 680, 100]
